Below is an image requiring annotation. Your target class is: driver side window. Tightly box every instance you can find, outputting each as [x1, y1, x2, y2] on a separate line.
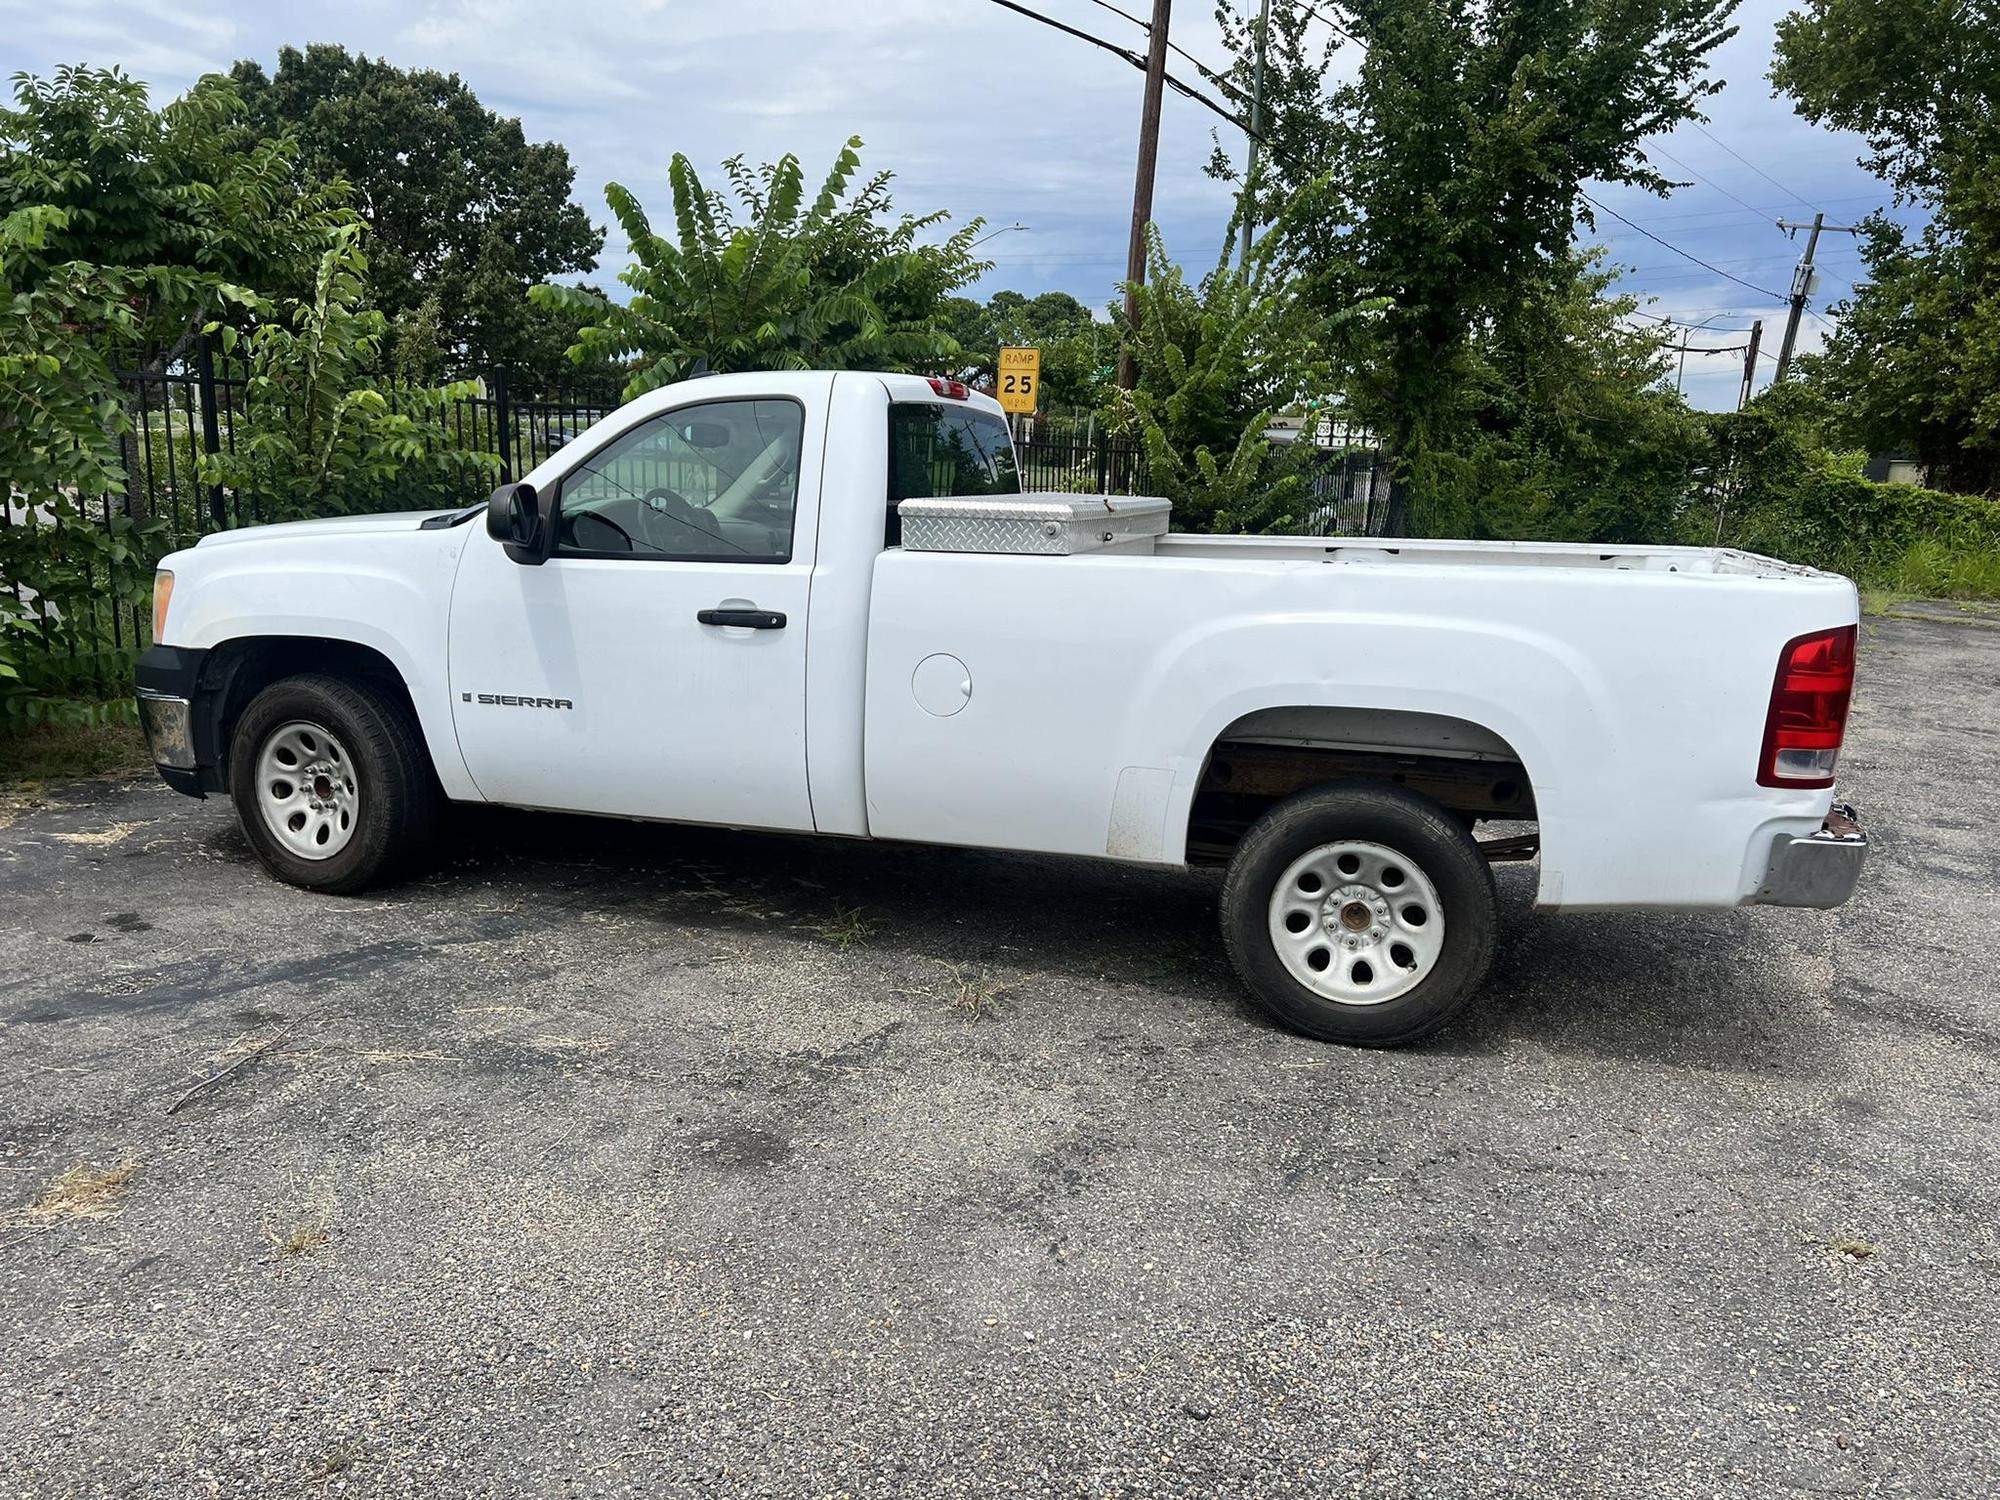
[555, 398, 805, 562]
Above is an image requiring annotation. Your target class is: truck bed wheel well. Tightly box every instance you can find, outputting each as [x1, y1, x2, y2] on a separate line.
[197, 637, 428, 792]
[1187, 708, 1537, 866]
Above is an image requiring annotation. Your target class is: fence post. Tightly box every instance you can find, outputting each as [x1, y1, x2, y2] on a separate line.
[195, 332, 226, 530]
[493, 370, 514, 483]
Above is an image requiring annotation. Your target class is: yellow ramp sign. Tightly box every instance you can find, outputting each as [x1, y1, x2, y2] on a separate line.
[997, 347, 1041, 414]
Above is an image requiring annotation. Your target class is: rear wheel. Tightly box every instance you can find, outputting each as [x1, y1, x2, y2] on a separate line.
[1220, 782, 1497, 1046]
[229, 673, 439, 894]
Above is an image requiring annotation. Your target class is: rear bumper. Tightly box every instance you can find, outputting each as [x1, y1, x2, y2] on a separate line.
[1752, 804, 1867, 908]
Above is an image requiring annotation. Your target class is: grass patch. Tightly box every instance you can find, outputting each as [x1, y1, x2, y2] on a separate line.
[934, 962, 1036, 1023]
[304, 1439, 364, 1484]
[25, 1156, 140, 1222]
[0, 721, 151, 789]
[1854, 537, 2000, 609]
[266, 1214, 332, 1259]
[808, 902, 876, 950]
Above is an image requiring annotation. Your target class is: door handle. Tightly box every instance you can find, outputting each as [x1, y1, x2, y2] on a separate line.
[697, 607, 787, 630]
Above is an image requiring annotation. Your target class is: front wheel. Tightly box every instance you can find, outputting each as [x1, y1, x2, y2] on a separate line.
[1220, 782, 1498, 1046]
[229, 673, 439, 894]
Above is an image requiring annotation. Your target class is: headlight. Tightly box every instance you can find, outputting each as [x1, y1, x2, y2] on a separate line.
[152, 570, 174, 640]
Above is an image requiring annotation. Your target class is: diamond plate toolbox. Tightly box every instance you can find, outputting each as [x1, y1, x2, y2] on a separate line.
[898, 493, 1172, 555]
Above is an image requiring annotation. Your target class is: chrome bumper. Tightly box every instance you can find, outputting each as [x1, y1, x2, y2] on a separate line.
[136, 690, 196, 770]
[1753, 804, 1867, 908]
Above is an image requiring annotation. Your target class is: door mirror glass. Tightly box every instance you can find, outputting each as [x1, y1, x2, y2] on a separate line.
[486, 481, 553, 565]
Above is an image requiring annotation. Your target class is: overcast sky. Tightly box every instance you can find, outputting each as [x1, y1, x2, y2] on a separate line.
[4, 0, 1914, 410]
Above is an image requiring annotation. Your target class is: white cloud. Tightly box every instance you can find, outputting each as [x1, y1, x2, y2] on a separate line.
[3, 0, 1910, 409]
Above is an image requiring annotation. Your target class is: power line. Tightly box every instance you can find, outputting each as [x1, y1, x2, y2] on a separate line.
[1580, 191, 1788, 300]
[1686, 122, 1818, 216]
[980, 0, 1256, 136]
[1083, 0, 1248, 100]
[1643, 142, 1782, 229]
[1295, 0, 1367, 49]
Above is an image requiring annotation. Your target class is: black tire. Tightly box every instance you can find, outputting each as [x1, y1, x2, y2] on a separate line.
[1219, 781, 1497, 1047]
[229, 673, 440, 894]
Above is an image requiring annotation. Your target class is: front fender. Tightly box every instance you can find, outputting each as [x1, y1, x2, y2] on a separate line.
[157, 533, 476, 799]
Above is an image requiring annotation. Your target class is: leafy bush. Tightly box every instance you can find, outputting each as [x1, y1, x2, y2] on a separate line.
[202, 230, 495, 520]
[0, 209, 181, 723]
[1699, 391, 2000, 592]
[1104, 222, 1366, 533]
[534, 137, 987, 400]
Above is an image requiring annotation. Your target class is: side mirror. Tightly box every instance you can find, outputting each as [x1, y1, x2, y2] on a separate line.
[486, 481, 555, 565]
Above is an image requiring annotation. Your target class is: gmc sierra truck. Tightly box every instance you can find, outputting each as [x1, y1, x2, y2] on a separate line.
[136, 371, 1867, 1046]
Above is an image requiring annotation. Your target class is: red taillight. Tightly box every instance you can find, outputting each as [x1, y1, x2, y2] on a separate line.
[1757, 625, 1856, 789]
[926, 377, 969, 400]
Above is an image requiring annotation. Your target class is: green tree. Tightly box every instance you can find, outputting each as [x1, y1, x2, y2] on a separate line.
[202, 229, 496, 522]
[1774, 0, 2000, 493]
[534, 137, 988, 399]
[942, 289, 1113, 409]
[1106, 222, 1364, 532]
[0, 207, 180, 718]
[0, 65, 346, 361]
[1205, 0, 1739, 532]
[1446, 251, 1708, 540]
[230, 44, 603, 388]
[0, 66, 319, 719]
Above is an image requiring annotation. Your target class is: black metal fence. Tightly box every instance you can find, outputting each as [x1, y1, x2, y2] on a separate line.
[110, 352, 1388, 549]
[1288, 419, 1396, 537]
[1011, 411, 1150, 495]
[113, 343, 616, 543]
[14, 357, 1395, 702]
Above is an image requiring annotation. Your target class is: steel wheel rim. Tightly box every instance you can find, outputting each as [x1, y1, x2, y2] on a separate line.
[1267, 839, 1446, 1005]
[254, 720, 359, 861]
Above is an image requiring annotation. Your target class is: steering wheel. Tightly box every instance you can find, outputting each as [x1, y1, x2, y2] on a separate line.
[644, 486, 699, 517]
[643, 486, 731, 548]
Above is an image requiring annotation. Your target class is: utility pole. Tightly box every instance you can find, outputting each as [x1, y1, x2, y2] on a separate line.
[1739, 319, 1763, 410]
[1119, 0, 1173, 390]
[1774, 214, 1861, 383]
[1236, 0, 1272, 270]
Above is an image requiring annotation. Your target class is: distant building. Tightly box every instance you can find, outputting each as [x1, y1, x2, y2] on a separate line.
[1863, 452, 1927, 487]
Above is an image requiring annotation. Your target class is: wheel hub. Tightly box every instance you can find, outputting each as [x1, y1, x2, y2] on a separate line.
[253, 721, 360, 861]
[1325, 884, 1393, 948]
[1267, 840, 1447, 1006]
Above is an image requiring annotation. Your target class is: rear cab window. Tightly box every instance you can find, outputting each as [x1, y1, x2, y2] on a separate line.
[886, 402, 1021, 547]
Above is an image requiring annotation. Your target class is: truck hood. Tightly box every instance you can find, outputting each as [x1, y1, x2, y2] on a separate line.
[193, 510, 463, 549]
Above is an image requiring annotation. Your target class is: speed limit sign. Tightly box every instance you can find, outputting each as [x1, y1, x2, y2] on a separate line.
[997, 347, 1040, 414]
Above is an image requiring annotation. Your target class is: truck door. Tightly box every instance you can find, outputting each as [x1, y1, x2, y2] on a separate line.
[447, 387, 823, 831]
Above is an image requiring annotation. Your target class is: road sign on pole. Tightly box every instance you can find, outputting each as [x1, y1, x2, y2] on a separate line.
[997, 347, 1041, 414]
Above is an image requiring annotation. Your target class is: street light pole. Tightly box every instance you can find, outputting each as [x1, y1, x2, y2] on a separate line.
[971, 222, 1029, 250]
[1670, 312, 1734, 396]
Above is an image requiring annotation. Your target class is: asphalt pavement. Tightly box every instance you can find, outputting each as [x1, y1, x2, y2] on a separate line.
[1, 609, 1995, 1498]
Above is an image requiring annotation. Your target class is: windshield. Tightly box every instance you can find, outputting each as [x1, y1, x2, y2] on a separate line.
[886, 402, 1021, 546]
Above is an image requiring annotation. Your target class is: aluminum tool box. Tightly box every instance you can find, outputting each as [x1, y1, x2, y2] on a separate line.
[898, 493, 1173, 556]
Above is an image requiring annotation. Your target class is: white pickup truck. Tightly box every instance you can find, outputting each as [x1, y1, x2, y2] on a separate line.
[137, 371, 1867, 1045]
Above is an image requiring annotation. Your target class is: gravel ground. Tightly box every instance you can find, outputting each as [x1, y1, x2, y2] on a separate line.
[1, 610, 1995, 1499]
